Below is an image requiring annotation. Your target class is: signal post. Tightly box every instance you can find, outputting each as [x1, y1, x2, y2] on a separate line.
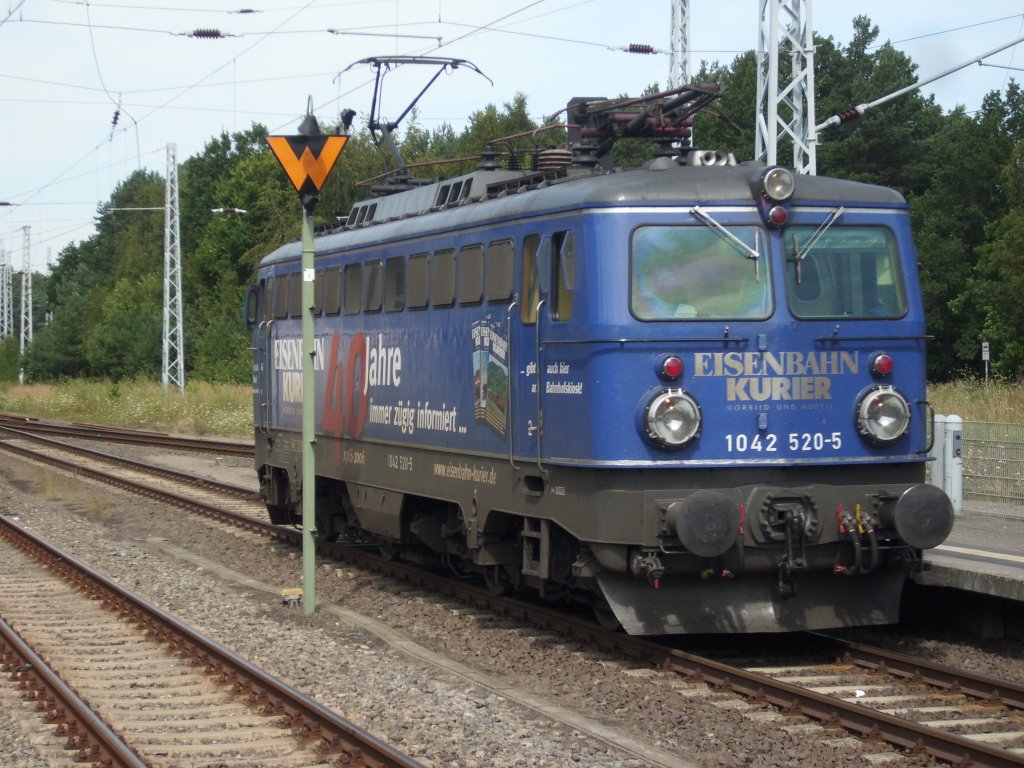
[267, 108, 347, 615]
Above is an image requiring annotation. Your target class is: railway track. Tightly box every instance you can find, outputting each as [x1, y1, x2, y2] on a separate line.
[3, 419, 1024, 766]
[0, 422, 268, 530]
[0, 412, 254, 457]
[654, 633, 1024, 768]
[0, 515, 421, 768]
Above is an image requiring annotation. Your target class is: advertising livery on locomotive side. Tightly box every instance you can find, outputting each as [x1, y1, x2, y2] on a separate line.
[250, 83, 954, 634]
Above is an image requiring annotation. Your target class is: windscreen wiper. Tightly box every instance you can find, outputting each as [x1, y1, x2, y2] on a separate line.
[690, 206, 761, 282]
[791, 207, 844, 283]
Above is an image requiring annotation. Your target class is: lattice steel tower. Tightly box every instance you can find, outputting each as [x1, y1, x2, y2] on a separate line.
[19, 226, 31, 382]
[669, 0, 690, 88]
[163, 143, 185, 391]
[0, 240, 11, 340]
[755, 0, 817, 174]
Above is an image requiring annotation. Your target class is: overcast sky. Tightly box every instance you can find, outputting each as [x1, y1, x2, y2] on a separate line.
[2, 0, 1023, 271]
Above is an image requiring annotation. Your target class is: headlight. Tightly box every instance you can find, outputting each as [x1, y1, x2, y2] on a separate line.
[855, 385, 910, 444]
[644, 388, 701, 449]
[763, 167, 795, 201]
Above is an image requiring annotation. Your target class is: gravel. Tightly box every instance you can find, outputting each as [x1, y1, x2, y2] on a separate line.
[1, 444, 1022, 767]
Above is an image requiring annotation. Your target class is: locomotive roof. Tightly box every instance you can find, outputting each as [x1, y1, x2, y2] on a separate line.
[259, 156, 907, 267]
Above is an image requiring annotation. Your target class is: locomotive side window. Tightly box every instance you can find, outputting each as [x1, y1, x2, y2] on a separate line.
[343, 263, 361, 315]
[385, 256, 405, 312]
[287, 272, 303, 317]
[631, 226, 770, 320]
[553, 231, 575, 321]
[260, 278, 273, 321]
[246, 286, 258, 327]
[407, 253, 429, 309]
[273, 274, 290, 319]
[313, 269, 323, 315]
[486, 239, 514, 301]
[432, 248, 456, 307]
[784, 226, 907, 319]
[323, 267, 341, 315]
[520, 234, 542, 324]
[363, 259, 383, 313]
[458, 244, 484, 305]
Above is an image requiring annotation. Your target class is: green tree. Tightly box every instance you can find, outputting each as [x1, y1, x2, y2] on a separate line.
[912, 100, 1014, 378]
[814, 16, 944, 192]
[0, 336, 19, 382]
[970, 136, 1024, 378]
[187, 282, 250, 383]
[692, 51, 758, 160]
[81, 274, 163, 379]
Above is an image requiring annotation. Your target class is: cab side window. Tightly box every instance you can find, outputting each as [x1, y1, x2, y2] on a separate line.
[520, 234, 541, 324]
[553, 231, 575, 321]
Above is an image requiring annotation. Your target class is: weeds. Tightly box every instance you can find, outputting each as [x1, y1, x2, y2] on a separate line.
[0, 380, 251, 437]
[928, 380, 1024, 424]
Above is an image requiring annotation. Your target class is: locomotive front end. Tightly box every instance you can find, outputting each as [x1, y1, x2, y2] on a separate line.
[571, 162, 954, 634]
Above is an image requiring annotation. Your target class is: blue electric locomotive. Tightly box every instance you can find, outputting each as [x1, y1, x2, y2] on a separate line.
[250, 82, 954, 634]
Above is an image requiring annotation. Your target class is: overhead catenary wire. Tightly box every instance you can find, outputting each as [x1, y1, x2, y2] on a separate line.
[0, 0, 321, 227]
[3, 1, 1021, 268]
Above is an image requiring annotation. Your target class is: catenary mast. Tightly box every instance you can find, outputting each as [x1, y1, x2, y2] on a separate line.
[0, 240, 11, 340]
[19, 226, 31, 383]
[163, 143, 185, 391]
[669, 0, 690, 88]
[756, 0, 817, 174]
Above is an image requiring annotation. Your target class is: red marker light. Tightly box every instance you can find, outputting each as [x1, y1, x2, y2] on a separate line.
[661, 355, 684, 380]
[871, 353, 894, 377]
[767, 205, 788, 227]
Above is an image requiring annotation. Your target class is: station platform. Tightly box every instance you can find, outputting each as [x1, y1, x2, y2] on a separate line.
[909, 502, 1024, 637]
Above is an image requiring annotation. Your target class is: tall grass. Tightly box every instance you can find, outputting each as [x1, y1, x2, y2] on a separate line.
[928, 380, 1024, 424]
[0, 380, 251, 437]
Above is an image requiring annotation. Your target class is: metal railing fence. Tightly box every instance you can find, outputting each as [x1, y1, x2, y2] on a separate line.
[961, 421, 1024, 513]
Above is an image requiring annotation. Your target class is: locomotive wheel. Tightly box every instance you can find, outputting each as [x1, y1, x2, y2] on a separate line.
[315, 512, 340, 543]
[266, 503, 296, 526]
[592, 600, 622, 632]
[483, 566, 512, 596]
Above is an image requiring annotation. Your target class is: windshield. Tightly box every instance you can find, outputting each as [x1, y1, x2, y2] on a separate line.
[784, 226, 906, 319]
[631, 225, 772, 320]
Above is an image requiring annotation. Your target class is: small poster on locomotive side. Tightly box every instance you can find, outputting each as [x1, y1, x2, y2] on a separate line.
[472, 316, 509, 437]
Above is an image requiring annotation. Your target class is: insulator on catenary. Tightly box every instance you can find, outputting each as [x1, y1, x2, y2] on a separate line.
[837, 107, 862, 124]
[627, 43, 655, 54]
[111, 110, 120, 128]
[189, 28, 225, 38]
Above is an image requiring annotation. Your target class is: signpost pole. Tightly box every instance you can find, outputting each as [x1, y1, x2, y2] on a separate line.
[266, 103, 348, 617]
[301, 204, 317, 615]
